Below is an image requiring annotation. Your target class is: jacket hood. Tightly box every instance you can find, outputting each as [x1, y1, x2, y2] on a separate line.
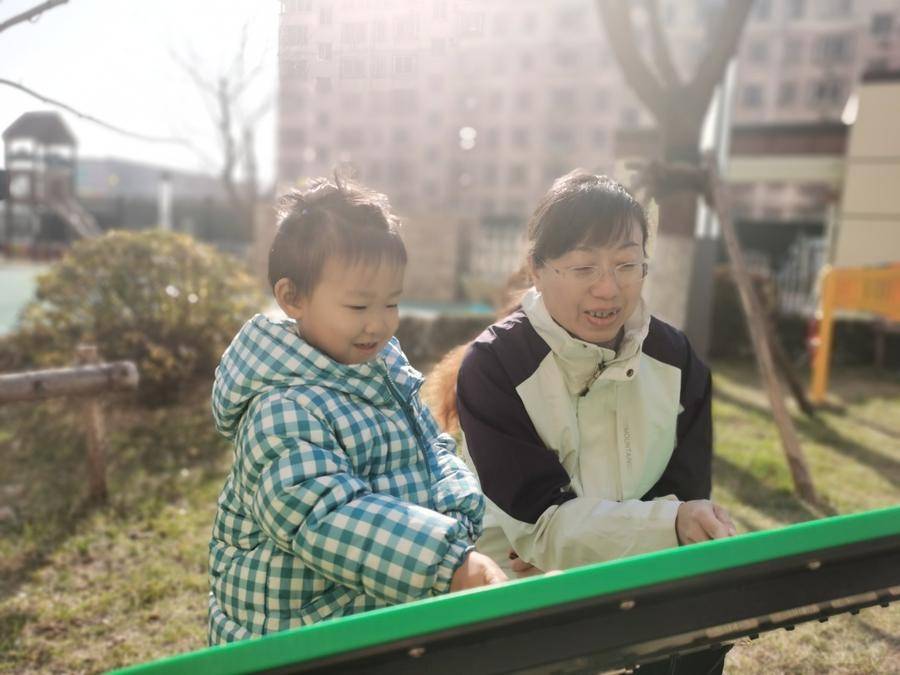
[212, 314, 422, 440]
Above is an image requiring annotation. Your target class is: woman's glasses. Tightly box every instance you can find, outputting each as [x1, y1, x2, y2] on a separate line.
[538, 259, 649, 288]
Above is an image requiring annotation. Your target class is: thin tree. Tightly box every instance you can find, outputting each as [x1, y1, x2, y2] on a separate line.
[171, 25, 271, 239]
[597, 0, 754, 239]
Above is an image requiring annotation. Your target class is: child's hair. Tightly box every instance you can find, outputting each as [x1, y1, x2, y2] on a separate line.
[268, 173, 407, 297]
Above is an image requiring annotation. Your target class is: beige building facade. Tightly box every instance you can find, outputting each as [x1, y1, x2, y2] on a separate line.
[277, 0, 900, 301]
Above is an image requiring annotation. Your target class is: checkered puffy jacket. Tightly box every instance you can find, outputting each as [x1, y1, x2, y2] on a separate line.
[208, 314, 483, 644]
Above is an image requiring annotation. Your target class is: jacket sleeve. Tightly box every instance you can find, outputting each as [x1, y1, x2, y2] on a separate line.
[458, 342, 679, 572]
[417, 398, 485, 542]
[643, 333, 713, 501]
[245, 395, 472, 604]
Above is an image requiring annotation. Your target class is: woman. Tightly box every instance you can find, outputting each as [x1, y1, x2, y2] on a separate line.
[451, 170, 735, 673]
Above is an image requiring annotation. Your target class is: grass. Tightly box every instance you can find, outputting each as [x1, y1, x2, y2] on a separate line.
[0, 362, 897, 674]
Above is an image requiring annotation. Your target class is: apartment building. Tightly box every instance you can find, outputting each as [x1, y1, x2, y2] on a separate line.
[277, 0, 900, 301]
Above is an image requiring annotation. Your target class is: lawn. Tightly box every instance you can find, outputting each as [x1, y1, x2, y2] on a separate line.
[0, 362, 897, 674]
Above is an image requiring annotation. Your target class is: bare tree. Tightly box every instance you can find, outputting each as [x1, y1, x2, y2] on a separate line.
[598, 1, 753, 233]
[172, 25, 271, 238]
[0, 0, 68, 35]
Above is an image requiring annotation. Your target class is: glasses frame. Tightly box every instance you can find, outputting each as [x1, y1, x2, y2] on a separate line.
[536, 258, 649, 288]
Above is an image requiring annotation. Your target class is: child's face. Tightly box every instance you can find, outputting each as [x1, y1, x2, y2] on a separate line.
[279, 257, 404, 365]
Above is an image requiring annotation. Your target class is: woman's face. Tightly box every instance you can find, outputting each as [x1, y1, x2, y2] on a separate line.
[530, 222, 645, 347]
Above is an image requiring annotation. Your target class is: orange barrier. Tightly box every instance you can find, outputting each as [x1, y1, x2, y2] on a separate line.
[810, 264, 900, 403]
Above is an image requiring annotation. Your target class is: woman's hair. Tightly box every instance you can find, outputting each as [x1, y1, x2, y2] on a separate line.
[528, 169, 649, 265]
[427, 170, 648, 434]
[267, 173, 407, 298]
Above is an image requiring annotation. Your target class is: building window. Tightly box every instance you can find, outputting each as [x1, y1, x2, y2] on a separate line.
[315, 77, 332, 94]
[391, 128, 409, 145]
[341, 22, 367, 45]
[371, 55, 388, 78]
[282, 58, 309, 81]
[340, 58, 366, 79]
[752, 0, 771, 21]
[394, 55, 417, 77]
[620, 108, 640, 129]
[485, 128, 500, 149]
[509, 164, 528, 185]
[483, 164, 498, 185]
[809, 78, 846, 106]
[318, 43, 332, 61]
[282, 0, 312, 12]
[786, 0, 805, 19]
[282, 128, 306, 145]
[319, 6, 332, 25]
[459, 12, 485, 37]
[783, 38, 803, 66]
[395, 14, 418, 41]
[557, 7, 586, 31]
[282, 25, 309, 47]
[777, 82, 797, 107]
[551, 88, 576, 110]
[338, 128, 365, 148]
[867, 58, 889, 73]
[818, 0, 853, 19]
[555, 48, 579, 68]
[741, 84, 764, 108]
[433, 0, 447, 20]
[511, 127, 529, 148]
[547, 127, 575, 150]
[390, 89, 418, 113]
[814, 33, 854, 65]
[515, 91, 532, 110]
[492, 12, 509, 36]
[372, 20, 387, 42]
[871, 13, 894, 37]
[523, 13, 537, 34]
[747, 40, 768, 64]
[431, 38, 446, 54]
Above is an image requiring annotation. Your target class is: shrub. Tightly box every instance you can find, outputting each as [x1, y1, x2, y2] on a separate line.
[12, 230, 264, 402]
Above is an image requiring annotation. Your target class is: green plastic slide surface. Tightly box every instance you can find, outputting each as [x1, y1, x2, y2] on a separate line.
[114, 505, 900, 675]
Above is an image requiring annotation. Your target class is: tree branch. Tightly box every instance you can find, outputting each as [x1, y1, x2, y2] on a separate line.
[596, 0, 665, 120]
[644, 0, 681, 87]
[0, 77, 195, 147]
[0, 0, 67, 35]
[688, 0, 754, 109]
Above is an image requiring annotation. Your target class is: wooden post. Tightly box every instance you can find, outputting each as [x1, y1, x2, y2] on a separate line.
[76, 345, 108, 503]
[711, 179, 819, 505]
[810, 269, 836, 405]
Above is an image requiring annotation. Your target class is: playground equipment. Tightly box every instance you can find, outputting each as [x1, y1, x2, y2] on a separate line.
[810, 263, 900, 404]
[115, 505, 899, 675]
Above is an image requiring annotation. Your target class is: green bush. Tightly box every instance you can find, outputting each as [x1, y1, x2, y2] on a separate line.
[13, 230, 264, 402]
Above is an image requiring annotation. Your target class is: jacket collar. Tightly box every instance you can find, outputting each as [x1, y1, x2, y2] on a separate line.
[521, 287, 650, 393]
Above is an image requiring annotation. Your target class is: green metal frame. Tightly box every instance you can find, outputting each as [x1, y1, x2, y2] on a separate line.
[115, 505, 900, 675]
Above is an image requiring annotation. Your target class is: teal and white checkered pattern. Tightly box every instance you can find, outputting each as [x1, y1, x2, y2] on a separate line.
[208, 314, 483, 644]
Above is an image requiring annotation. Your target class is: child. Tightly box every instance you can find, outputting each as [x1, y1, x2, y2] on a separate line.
[208, 176, 505, 644]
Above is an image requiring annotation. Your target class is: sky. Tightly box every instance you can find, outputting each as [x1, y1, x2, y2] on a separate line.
[0, 0, 279, 184]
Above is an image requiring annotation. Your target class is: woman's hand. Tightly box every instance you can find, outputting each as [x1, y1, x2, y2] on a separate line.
[675, 499, 737, 545]
[450, 551, 508, 591]
[508, 549, 545, 578]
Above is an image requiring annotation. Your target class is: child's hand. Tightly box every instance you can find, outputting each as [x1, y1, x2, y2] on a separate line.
[450, 551, 508, 591]
[675, 499, 737, 545]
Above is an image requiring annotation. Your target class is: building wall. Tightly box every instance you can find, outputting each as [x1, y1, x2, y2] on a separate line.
[277, 0, 900, 300]
[834, 74, 900, 267]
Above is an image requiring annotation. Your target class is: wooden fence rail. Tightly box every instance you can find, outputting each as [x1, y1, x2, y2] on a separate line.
[0, 346, 139, 502]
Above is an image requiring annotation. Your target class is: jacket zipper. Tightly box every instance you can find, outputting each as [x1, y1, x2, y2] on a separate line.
[379, 361, 436, 509]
